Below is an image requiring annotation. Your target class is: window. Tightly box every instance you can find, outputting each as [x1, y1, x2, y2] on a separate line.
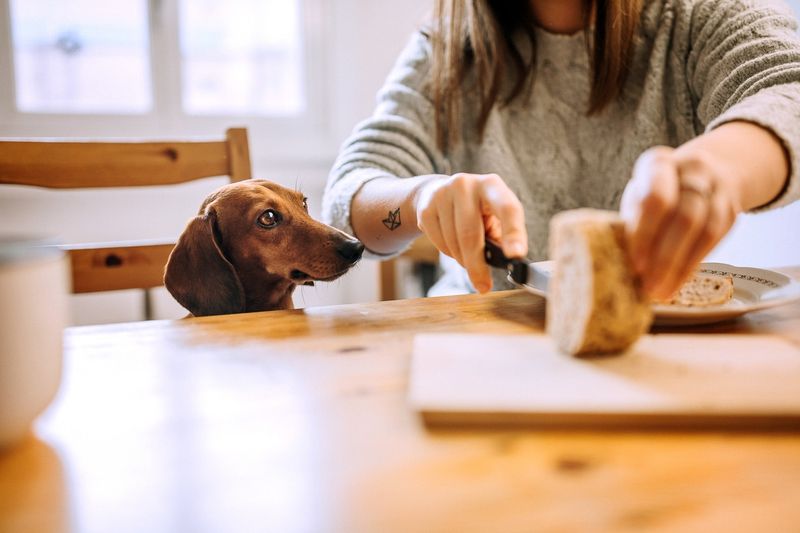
[10, 0, 152, 114]
[179, 0, 304, 116]
[0, 0, 325, 153]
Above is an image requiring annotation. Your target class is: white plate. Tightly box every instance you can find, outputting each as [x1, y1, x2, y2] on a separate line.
[512, 261, 800, 326]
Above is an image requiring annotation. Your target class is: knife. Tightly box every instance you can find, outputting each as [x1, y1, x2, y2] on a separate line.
[483, 238, 550, 293]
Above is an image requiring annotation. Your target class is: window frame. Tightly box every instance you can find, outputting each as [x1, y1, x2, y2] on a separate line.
[0, 0, 335, 162]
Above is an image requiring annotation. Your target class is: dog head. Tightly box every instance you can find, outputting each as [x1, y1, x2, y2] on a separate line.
[164, 179, 364, 316]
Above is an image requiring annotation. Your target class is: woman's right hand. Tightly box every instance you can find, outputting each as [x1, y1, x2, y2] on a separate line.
[413, 173, 528, 293]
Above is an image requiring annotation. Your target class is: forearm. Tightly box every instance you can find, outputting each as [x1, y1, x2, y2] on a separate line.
[350, 175, 446, 254]
[674, 121, 789, 210]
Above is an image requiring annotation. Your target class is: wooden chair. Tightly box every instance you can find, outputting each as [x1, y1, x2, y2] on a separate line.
[379, 235, 440, 301]
[0, 127, 251, 319]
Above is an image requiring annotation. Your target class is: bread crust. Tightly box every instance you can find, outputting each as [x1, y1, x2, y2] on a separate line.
[546, 209, 652, 356]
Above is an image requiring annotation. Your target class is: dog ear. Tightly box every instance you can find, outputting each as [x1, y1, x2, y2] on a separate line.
[164, 208, 245, 316]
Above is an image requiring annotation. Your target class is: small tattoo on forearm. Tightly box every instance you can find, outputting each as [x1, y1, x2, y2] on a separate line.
[382, 208, 401, 231]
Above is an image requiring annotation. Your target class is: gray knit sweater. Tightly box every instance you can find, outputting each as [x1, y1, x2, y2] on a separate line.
[323, 0, 800, 292]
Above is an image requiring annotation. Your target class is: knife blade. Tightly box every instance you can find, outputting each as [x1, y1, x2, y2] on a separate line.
[483, 238, 550, 293]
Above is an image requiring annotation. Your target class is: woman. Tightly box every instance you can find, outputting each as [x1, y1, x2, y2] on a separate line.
[323, 0, 800, 299]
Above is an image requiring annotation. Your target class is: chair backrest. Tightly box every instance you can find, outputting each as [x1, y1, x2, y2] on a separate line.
[0, 127, 251, 297]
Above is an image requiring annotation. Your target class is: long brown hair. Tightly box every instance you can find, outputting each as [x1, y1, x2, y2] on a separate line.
[430, 0, 642, 153]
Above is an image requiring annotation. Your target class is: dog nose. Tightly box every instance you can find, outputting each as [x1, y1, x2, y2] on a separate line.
[336, 240, 365, 263]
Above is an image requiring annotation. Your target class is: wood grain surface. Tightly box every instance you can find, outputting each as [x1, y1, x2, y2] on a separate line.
[1, 272, 799, 533]
[0, 127, 251, 188]
[410, 332, 800, 429]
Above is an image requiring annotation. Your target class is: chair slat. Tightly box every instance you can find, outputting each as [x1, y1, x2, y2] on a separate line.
[66, 243, 176, 293]
[0, 141, 231, 188]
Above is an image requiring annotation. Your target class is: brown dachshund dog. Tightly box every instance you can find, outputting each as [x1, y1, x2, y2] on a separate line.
[164, 179, 364, 316]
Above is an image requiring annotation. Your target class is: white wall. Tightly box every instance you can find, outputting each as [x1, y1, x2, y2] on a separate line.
[2, 0, 799, 325]
[706, 205, 800, 268]
[706, 0, 800, 267]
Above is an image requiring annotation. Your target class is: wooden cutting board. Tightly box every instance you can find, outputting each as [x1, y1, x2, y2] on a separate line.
[408, 333, 800, 429]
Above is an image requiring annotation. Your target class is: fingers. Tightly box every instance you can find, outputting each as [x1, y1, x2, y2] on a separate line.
[454, 190, 492, 293]
[415, 172, 527, 293]
[435, 193, 462, 264]
[622, 147, 680, 275]
[624, 146, 741, 300]
[478, 174, 528, 258]
[676, 185, 737, 288]
[647, 185, 710, 298]
[417, 193, 451, 258]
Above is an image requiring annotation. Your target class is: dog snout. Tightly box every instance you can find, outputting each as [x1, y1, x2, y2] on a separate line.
[336, 240, 365, 264]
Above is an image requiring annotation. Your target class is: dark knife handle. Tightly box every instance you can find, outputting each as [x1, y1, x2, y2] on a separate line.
[484, 238, 529, 285]
[483, 237, 510, 268]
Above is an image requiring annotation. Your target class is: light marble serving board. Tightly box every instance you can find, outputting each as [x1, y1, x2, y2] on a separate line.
[408, 333, 800, 429]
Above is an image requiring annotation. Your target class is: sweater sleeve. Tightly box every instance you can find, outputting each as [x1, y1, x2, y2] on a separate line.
[322, 31, 449, 243]
[687, 0, 800, 210]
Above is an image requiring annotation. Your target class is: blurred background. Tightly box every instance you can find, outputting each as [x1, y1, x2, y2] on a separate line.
[0, 0, 798, 325]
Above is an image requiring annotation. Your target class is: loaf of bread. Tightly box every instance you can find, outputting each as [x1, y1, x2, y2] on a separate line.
[546, 209, 652, 356]
[656, 273, 734, 307]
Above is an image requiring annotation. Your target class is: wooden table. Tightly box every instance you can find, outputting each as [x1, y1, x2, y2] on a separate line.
[2, 274, 800, 533]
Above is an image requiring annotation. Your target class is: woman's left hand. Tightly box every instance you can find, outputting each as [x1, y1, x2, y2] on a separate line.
[620, 146, 743, 300]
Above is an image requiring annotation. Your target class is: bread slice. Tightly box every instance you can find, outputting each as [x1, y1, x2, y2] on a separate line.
[656, 273, 734, 307]
[546, 209, 652, 356]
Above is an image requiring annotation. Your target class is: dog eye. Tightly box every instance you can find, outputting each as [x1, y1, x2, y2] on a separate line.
[257, 209, 282, 228]
[302, 198, 308, 211]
